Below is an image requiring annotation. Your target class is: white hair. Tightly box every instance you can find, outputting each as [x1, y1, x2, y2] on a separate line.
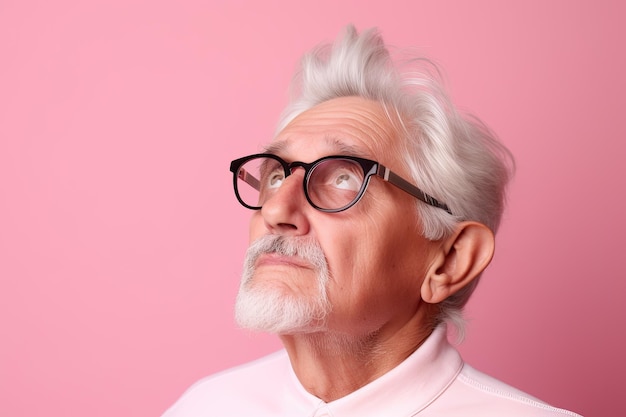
[275, 25, 514, 336]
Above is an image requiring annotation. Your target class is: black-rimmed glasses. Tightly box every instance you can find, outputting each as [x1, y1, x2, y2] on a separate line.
[229, 154, 452, 214]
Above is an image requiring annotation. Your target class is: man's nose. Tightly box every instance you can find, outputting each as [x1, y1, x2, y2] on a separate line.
[260, 169, 311, 236]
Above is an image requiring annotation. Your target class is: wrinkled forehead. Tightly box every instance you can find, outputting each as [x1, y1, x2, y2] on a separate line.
[265, 136, 374, 160]
[268, 97, 405, 166]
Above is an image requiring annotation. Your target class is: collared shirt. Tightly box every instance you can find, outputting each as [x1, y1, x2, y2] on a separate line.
[163, 326, 582, 416]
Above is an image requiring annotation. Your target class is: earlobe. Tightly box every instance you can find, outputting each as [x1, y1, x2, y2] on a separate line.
[421, 222, 495, 304]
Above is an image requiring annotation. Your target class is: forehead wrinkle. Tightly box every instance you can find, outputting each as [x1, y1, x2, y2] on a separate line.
[324, 136, 376, 159]
[264, 135, 376, 161]
[312, 105, 401, 164]
[266, 97, 402, 166]
[293, 110, 394, 149]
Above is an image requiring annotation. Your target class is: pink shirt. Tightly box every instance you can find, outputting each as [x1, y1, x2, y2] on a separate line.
[163, 326, 582, 416]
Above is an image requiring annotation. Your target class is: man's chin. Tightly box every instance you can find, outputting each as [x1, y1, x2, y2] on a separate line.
[234, 288, 329, 334]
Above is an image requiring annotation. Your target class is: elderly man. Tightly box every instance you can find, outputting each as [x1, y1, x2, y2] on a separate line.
[163, 26, 581, 417]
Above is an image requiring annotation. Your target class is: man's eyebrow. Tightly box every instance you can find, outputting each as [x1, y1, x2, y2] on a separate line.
[263, 136, 375, 159]
[262, 141, 287, 155]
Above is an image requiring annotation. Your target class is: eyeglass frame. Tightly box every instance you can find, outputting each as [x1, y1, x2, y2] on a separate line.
[229, 153, 452, 215]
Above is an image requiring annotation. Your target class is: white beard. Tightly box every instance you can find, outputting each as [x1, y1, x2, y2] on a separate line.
[235, 235, 331, 334]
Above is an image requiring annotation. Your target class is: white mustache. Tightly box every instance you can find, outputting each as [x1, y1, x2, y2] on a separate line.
[243, 235, 328, 274]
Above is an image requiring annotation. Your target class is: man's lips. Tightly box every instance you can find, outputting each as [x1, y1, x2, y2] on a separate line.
[255, 253, 315, 270]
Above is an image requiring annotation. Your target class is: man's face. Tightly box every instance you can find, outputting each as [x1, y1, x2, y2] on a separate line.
[236, 96, 439, 339]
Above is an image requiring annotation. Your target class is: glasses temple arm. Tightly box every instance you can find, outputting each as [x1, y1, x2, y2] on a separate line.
[378, 166, 453, 215]
[237, 169, 261, 191]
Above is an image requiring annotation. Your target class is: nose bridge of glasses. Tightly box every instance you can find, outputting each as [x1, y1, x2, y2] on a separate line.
[286, 160, 313, 176]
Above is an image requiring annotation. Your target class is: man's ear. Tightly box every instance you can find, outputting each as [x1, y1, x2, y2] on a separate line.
[421, 221, 495, 304]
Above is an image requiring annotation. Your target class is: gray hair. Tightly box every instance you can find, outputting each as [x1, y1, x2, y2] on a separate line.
[275, 25, 514, 335]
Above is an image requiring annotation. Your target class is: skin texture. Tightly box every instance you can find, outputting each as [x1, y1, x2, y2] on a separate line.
[246, 96, 495, 401]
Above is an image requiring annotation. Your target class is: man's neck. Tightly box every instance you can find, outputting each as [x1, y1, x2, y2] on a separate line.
[278, 315, 435, 402]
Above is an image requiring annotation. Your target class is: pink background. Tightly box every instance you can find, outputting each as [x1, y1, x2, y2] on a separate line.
[1, 1, 623, 416]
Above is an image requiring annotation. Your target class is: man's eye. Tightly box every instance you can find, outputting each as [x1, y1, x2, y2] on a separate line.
[333, 172, 360, 191]
[268, 172, 285, 188]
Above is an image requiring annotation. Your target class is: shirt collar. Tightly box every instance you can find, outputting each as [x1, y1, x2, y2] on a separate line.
[286, 325, 463, 417]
